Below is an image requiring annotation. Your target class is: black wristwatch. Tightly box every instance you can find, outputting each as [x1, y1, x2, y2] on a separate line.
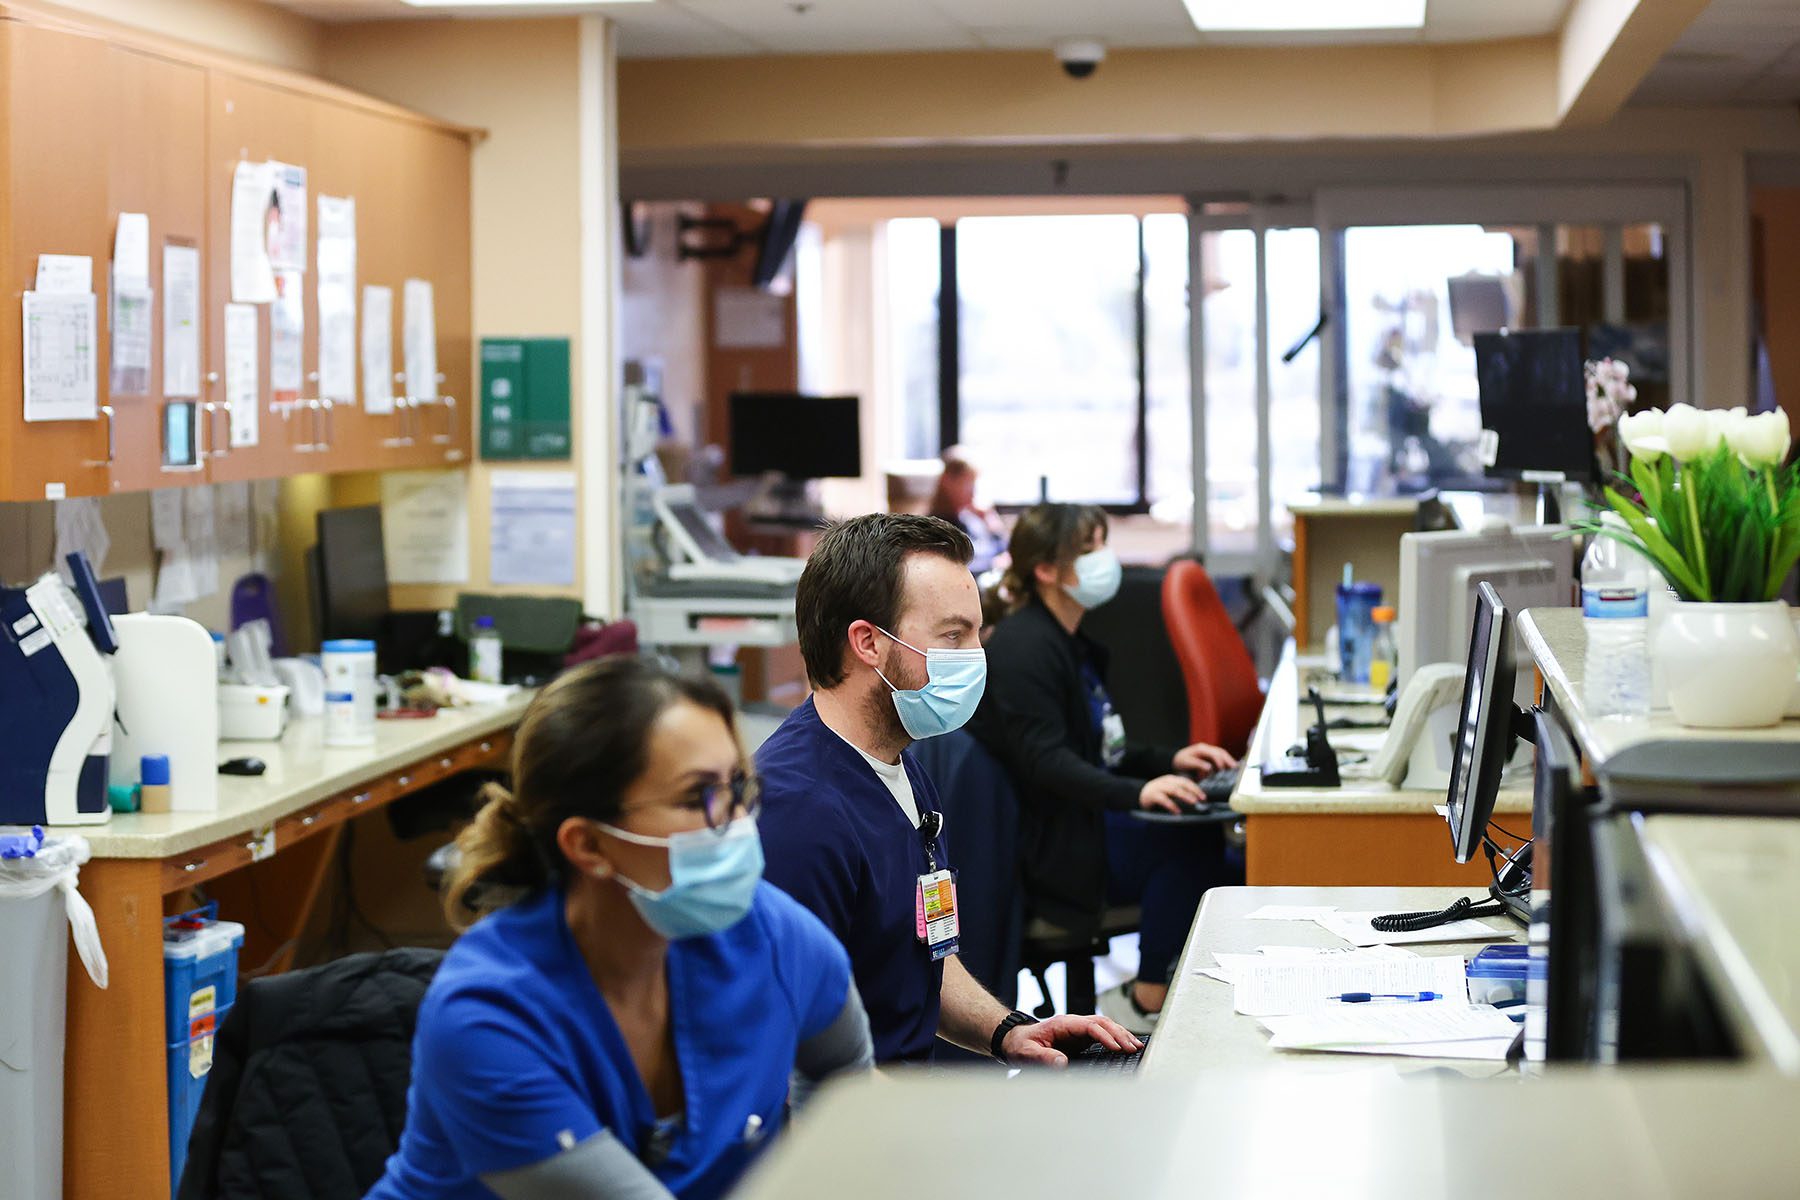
[990, 1010, 1039, 1062]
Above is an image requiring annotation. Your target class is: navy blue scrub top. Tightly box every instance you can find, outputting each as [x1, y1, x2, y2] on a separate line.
[755, 697, 950, 1065]
[366, 881, 851, 1200]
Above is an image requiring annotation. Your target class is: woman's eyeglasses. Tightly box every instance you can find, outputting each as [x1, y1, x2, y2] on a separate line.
[695, 771, 761, 832]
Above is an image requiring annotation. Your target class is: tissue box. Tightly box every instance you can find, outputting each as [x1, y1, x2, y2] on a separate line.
[1466, 943, 1530, 1007]
[218, 684, 290, 741]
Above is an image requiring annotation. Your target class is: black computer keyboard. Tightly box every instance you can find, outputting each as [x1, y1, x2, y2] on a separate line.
[1068, 1035, 1149, 1074]
[1200, 764, 1242, 803]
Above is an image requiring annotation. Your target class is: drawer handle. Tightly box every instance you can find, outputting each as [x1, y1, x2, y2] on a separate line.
[440, 757, 453, 769]
[301, 814, 317, 827]
[183, 859, 207, 874]
[480, 741, 493, 753]
[352, 791, 372, 805]
[396, 775, 411, 788]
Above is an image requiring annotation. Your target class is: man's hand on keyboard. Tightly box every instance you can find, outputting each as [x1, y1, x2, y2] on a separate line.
[1002, 1014, 1142, 1068]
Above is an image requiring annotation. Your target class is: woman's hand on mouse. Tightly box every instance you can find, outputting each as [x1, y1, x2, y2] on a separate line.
[1139, 774, 1205, 813]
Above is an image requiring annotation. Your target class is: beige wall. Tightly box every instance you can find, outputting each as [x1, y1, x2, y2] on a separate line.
[320, 18, 616, 613]
[620, 41, 1566, 155]
[31, 0, 324, 72]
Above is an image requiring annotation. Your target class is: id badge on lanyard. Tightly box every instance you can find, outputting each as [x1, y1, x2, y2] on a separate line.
[913, 810, 960, 961]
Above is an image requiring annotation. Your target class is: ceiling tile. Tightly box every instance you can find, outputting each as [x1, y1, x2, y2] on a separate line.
[672, 0, 979, 54]
[616, 3, 760, 57]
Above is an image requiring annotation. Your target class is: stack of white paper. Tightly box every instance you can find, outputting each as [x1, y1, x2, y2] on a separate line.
[1261, 1003, 1519, 1060]
[1231, 952, 1469, 1018]
[1317, 910, 1514, 947]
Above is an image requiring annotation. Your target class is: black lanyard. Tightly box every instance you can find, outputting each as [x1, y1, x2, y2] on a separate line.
[919, 809, 943, 874]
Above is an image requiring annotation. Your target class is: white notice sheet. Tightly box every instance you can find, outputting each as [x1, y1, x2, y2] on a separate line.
[224, 303, 260, 447]
[162, 244, 202, 398]
[230, 160, 278, 303]
[489, 470, 576, 587]
[113, 213, 150, 288]
[36, 254, 93, 295]
[270, 269, 304, 400]
[23, 292, 98, 422]
[267, 162, 308, 272]
[109, 284, 154, 397]
[402, 278, 437, 401]
[381, 469, 471, 584]
[316, 195, 357, 405]
[362, 285, 394, 415]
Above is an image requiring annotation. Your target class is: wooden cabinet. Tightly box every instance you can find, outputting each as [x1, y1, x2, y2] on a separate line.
[0, 2, 475, 501]
[106, 43, 209, 495]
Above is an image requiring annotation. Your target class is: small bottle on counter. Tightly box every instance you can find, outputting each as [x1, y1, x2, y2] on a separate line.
[322, 639, 378, 746]
[470, 616, 503, 684]
[1368, 606, 1398, 694]
[140, 754, 173, 814]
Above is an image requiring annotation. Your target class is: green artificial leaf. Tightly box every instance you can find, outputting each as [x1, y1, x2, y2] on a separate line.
[1604, 487, 1706, 599]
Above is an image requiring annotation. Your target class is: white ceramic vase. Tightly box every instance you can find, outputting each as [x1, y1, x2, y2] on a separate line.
[1654, 600, 1800, 729]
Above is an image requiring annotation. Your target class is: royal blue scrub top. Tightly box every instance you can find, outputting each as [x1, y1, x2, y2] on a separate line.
[755, 698, 951, 1064]
[367, 881, 851, 1200]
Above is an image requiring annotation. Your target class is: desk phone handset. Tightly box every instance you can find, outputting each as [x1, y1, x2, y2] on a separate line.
[1260, 687, 1341, 788]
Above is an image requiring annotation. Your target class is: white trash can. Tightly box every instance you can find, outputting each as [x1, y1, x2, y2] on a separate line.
[0, 828, 109, 1200]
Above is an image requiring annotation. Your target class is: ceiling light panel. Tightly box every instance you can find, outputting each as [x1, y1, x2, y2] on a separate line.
[1182, 0, 1427, 33]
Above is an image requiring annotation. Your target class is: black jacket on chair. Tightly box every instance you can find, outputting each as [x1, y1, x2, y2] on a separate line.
[177, 947, 443, 1200]
[968, 598, 1179, 936]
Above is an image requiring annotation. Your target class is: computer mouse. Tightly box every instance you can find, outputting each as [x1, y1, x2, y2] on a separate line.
[219, 757, 267, 776]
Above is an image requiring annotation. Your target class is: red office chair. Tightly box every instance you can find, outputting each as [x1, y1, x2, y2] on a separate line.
[1162, 559, 1265, 756]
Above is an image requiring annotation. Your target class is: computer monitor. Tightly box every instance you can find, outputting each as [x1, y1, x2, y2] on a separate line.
[728, 393, 861, 479]
[314, 505, 390, 644]
[1475, 328, 1591, 483]
[1446, 582, 1517, 865]
[1528, 707, 1600, 1063]
[1396, 523, 1574, 693]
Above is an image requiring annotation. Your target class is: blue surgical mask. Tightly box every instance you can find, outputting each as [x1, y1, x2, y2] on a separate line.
[596, 816, 763, 940]
[1066, 548, 1122, 610]
[874, 627, 987, 740]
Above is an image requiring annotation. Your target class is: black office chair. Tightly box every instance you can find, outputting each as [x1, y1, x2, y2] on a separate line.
[911, 731, 1139, 1024]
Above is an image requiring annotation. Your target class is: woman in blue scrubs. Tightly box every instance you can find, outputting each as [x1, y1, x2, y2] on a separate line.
[367, 658, 872, 1200]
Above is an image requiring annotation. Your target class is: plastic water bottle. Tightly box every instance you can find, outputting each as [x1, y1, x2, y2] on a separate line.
[470, 616, 503, 684]
[1581, 513, 1651, 718]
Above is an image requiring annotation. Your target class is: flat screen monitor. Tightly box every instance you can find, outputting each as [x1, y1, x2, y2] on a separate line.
[315, 505, 390, 644]
[1529, 707, 1599, 1062]
[1446, 582, 1517, 864]
[1396, 523, 1575, 692]
[728, 392, 861, 479]
[1476, 328, 1590, 482]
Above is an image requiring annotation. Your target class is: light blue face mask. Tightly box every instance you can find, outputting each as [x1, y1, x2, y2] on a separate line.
[1066, 548, 1123, 610]
[597, 816, 763, 940]
[874, 627, 988, 740]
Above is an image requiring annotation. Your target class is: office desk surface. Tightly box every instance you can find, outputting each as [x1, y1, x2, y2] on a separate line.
[1519, 607, 1800, 769]
[83, 695, 531, 859]
[1231, 641, 1530, 816]
[1146, 885, 1522, 1079]
[738, 1067, 1800, 1200]
[1641, 815, 1800, 1072]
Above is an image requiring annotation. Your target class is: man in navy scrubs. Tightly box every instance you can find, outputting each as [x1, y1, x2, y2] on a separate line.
[756, 513, 1141, 1067]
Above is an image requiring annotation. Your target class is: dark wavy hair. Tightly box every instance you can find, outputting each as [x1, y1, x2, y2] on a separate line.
[442, 657, 738, 928]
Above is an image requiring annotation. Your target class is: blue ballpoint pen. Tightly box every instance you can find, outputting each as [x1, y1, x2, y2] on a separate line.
[1328, 991, 1442, 1003]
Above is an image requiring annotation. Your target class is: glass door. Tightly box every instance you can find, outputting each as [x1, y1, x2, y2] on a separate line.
[1191, 203, 1322, 578]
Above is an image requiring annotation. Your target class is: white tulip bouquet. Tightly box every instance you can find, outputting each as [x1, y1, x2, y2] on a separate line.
[1586, 403, 1800, 603]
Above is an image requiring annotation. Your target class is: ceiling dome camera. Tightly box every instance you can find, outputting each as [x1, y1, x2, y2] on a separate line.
[1054, 38, 1106, 80]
